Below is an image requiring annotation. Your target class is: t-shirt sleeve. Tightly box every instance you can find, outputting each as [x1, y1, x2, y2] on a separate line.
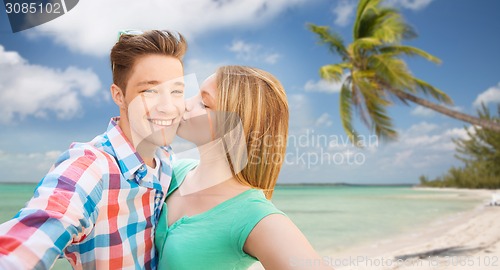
[232, 196, 286, 255]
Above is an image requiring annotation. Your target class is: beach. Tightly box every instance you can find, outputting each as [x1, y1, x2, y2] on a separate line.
[328, 188, 500, 270]
[1, 184, 498, 270]
[249, 187, 500, 270]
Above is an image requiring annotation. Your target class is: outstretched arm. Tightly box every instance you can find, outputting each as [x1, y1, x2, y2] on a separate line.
[244, 214, 333, 270]
[0, 147, 103, 269]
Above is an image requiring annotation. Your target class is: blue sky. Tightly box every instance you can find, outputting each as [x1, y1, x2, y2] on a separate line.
[0, 0, 499, 184]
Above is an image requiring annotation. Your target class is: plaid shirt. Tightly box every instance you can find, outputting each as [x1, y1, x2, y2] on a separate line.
[0, 117, 173, 269]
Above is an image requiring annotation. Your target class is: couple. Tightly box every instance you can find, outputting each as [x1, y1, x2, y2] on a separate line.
[0, 30, 331, 269]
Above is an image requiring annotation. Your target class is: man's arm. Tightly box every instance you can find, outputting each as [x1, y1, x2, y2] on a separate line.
[0, 147, 103, 269]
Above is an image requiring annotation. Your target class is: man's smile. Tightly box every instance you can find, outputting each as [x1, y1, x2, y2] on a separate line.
[148, 118, 175, 126]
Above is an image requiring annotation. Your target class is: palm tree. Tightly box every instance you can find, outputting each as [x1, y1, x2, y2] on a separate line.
[308, 0, 500, 144]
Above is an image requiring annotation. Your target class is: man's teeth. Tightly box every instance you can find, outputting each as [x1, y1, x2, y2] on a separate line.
[150, 119, 173, 126]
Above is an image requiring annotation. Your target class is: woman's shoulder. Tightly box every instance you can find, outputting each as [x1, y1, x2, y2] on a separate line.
[168, 159, 199, 195]
[173, 158, 199, 171]
[230, 189, 286, 252]
[232, 189, 285, 220]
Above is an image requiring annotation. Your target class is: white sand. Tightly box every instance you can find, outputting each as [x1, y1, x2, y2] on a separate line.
[330, 188, 500, 270]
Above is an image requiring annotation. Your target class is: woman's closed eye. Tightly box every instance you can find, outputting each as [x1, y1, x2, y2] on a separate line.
[200, 102, 209, 109]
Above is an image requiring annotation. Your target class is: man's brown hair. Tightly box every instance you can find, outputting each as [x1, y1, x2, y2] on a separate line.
[110, 30, 187, 92]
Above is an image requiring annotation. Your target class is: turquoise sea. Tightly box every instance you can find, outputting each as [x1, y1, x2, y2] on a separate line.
[0, 184, 482, 269]
[271, 185, 482, 252]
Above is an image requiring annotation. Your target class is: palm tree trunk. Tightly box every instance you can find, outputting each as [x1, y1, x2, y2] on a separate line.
[392, 90, 500, 132]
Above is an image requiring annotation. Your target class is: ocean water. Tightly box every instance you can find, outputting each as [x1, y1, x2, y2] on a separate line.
[0, 184, 482, 269]
[271, 185, 482, 253]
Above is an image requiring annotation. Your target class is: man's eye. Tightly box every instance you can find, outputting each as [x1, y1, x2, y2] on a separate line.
[172, 89, 184, 94]
[142, 89, 158, 94]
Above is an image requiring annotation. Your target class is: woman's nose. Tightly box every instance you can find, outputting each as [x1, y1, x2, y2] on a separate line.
[185, 96, 196, 112]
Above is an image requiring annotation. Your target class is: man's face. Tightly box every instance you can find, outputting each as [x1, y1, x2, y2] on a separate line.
[121, 54, 185, 149]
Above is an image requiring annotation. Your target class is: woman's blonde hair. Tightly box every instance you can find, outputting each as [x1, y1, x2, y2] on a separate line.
[215, 66, 289, 199]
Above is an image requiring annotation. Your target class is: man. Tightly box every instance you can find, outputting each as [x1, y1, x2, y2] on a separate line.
[0, 30, 187, 269]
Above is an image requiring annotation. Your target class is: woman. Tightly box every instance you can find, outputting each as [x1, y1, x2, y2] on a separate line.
[155, 66, 331, 269]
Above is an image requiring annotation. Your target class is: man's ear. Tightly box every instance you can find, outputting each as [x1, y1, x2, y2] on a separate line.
[111, 84, 125, 108]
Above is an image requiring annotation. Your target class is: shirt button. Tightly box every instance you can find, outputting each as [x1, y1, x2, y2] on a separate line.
[138, 165, 145, 171]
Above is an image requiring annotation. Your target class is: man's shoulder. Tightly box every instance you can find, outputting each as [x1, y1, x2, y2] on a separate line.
[55, 133, 114, 165]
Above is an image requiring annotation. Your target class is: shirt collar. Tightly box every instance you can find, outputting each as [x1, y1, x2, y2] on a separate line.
[105, 117, 174, 185]
[105, 117, 144, 181]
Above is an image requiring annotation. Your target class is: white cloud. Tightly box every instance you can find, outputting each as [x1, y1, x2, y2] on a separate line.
[276, 110, 478, 184]
[447, 105, 464, 112]
[388, 122, 472, 158]
[304, 77, 345, 93]
[263, 53, 281, 65]
[289, 94, 309, 111]
[441, 125, 474, 141]
[0, 149, 62, 182]
[406, 121, 438, 135]
[473, 83, 500, 107]
[0, 45, 102, 124]
[287, 94, 316, 133]
[344, 121, 472, 181]
[184, 58, 225, 96]
[385, 0, 434, 11]
[394, 149, 413, 166]
[411, 104, 464, 119]
[0, 47, 25, 65]
[411, 105, 436, 117]
[27, 0, 307, 57]
[315, 113, 333, 127]
[227, 40, 281, 64]
[333, 0, 356, 27]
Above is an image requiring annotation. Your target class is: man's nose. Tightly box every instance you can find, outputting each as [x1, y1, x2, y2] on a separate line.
[156, 93, 176, 113]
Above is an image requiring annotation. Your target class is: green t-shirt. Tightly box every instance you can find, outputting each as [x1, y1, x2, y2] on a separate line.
[155, 159, 285, 270]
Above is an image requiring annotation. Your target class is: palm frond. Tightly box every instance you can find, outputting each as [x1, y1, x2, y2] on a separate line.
[307, 0, 495, 139]
[351, 37, 382, 56]
[348, 78, 371, 128]
[352, 86, 371, 129]
[368, 54, 414, 90]
[363, 95, 397, 140]
[351, 70, 379, 127]
[308, 24, 349, 60]
[354, 0, 381, 39]
[380, 45, 441, 64]
[371, 9, 408, 44]
[319, 62, 351, 82]
[413, 77, 453, 104]
[351, 70, 397, 140]
[339, 78, 361, 146]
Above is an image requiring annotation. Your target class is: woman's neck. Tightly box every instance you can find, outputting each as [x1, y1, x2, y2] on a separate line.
[178, 139, 244, 196]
